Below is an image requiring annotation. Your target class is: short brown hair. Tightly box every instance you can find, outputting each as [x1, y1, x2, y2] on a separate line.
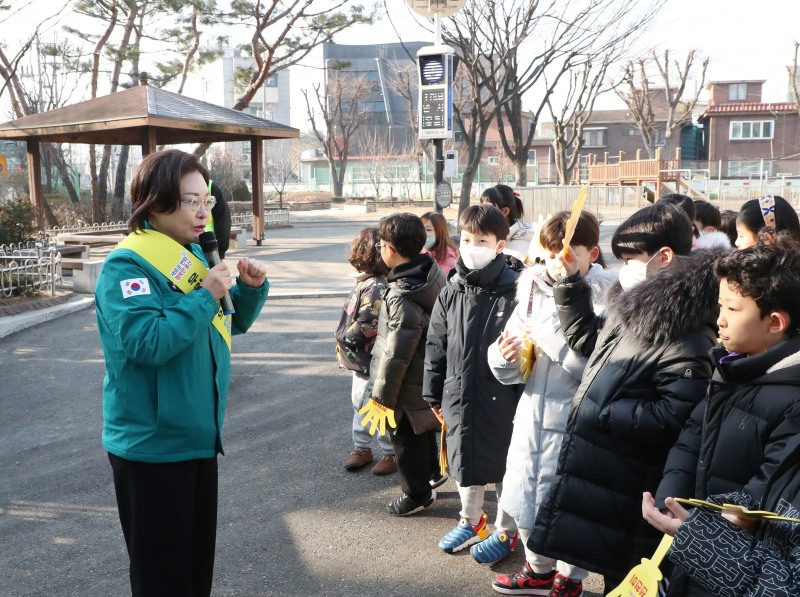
[349, 227, 390, 277]
[129, 149, 210, 233]
[540, 210, 600, 252]
[540, 210, 606, 267]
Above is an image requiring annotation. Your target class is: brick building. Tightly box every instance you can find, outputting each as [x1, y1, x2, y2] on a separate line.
[699, 80, 800, 177]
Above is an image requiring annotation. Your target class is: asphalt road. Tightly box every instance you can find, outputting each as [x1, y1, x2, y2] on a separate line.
[0, 219, 607, 596]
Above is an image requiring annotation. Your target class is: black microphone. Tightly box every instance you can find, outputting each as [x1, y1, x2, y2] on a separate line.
[199, 231, 235, 315]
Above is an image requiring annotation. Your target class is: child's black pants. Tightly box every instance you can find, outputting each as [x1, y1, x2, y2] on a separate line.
[391, 415, 438, 499]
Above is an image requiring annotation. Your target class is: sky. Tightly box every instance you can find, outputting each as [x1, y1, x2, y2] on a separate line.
[2, 0, 799, 130]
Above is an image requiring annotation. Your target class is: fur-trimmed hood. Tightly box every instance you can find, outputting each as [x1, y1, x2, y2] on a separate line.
[693, 230, 733, 252]
[606, 247, 729, 344]
[515, 262, 618, 305]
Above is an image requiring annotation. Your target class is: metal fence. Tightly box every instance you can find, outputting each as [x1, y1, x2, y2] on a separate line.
[45, 221, 128, 236]
[518, 186, 650, 226]
[232, 210, 291, 230]
[0, 240, 62, 298]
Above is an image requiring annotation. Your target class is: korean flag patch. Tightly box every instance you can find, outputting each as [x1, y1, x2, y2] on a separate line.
[121, 278, 151, 298]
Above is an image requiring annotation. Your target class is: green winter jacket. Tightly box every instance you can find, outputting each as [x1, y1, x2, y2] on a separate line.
[95, 241, 268, 463]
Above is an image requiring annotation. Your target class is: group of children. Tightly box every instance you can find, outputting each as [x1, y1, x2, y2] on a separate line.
[335, 190, 800, 597]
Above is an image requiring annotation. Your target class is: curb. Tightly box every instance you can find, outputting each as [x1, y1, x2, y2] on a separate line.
[0, 295, 95, 339]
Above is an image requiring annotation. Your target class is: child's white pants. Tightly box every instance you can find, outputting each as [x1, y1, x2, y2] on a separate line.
[518, 527, 589, 581]
[457, 482, 515, 529]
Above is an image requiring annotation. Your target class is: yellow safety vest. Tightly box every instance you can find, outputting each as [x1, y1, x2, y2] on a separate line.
[116, 229, 232, 351]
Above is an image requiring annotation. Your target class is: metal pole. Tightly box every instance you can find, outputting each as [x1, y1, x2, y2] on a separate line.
[433, 139, 444, 213]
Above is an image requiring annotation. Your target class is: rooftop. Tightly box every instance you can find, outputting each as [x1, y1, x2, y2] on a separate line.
[703, 102, 800, 115]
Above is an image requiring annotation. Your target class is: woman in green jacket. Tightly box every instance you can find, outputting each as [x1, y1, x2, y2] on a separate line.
[95, 149, 268, 597]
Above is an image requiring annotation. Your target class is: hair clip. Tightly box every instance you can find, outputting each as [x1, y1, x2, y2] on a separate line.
[758, 195, 777, 229]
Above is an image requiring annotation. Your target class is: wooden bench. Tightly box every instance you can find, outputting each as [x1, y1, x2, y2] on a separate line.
[61, 258, 87, 271]
[57, 233, 127, 247]
[229, 227, 244, 251]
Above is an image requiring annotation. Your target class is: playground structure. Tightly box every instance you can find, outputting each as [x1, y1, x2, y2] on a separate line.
[574, 147, 708, 200]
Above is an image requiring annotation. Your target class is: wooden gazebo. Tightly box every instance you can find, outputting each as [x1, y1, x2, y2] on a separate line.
[0, 76, 299, 245]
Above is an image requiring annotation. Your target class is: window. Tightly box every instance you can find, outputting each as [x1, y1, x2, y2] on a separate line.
[488, 156, 500, 165]
[728, 83, 747, 101]
[265, 75, 278, 88]
[653, 129, 666, 146]
[727, 160, 773, 177]
[730, 120, 774, 140]
[623, 129, 637, 136]
[582, 128, 607, 148]
[527, 150, 536, 161]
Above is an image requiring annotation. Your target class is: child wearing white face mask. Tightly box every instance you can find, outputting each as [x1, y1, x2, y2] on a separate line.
[423, 204, 522, 557]
[528, 202, 727, 592]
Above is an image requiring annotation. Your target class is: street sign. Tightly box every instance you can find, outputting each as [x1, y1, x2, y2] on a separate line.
[435, 181, 452, 208]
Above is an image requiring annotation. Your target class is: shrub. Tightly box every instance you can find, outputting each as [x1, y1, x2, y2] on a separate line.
[0, 198, 36, 245]
[232, 180, 252, 202]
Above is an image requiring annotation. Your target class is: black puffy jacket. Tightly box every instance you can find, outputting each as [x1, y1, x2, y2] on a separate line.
[670, 418, 800, 597]
[423, 254, 520, 486]
[369, 254, 446, 416]
[657, 335, 800, 596]
[529, 248, 724, 579]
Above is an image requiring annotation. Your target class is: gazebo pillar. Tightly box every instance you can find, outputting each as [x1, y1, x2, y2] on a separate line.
[141, 128, 157, 157]
[250, 138, 264, 246]
[26, 140, 45, 228]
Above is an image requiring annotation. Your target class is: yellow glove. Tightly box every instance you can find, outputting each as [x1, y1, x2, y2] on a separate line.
[358, 398, 397, 437]
[519, 338, 536, 382]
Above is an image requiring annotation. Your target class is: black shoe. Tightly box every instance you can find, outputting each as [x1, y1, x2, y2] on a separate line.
[429, 472, 449, 489]
[387, 491, 436, 516]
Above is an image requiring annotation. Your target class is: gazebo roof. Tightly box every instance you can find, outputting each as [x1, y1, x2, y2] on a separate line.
[0, 83, 299, 145]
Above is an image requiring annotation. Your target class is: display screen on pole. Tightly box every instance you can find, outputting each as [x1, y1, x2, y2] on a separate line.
[417, 50, 453, 139]
[421, 90, 446, 130]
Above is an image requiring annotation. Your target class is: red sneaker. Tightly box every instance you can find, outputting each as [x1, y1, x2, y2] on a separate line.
[491, 562, 554, 595]
[550, 573, 583, 597]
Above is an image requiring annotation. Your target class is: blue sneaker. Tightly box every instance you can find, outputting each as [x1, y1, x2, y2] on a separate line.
[470, 529, 519, 565]
[438, 513, 489, 553]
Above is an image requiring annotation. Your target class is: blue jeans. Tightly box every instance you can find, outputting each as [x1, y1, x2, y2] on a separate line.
[351, 372, 393, 455]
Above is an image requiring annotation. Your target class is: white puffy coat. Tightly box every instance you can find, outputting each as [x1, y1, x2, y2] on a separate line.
[503, 220, 535, 263]
[488, 263, 616, 530]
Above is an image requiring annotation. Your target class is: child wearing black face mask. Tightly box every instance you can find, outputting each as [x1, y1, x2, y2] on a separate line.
[423, 204, 521, 557]
[527, 202, 727, 592]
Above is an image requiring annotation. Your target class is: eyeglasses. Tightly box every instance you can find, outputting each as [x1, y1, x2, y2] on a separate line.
[180, 195, 216, 211]
[375, 242, 393, 251]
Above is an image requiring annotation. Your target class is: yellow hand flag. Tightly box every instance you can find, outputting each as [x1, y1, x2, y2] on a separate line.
[358, 399, 397, 437]
[519, 338, 536, 382]
[562, 186, 588, 261]
[606, 534, 673, 597]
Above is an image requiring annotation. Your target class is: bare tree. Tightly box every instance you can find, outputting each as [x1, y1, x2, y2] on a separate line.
[191, 0, 375, 158]
[356, 129, 386, 200]
[548, 53, 615, 184]
[205, 145, 240, 201]
[302, 68, 373, 198]
[439, 0, 661, 210]
[0, 11, 84, 216]
[264, 138, 301, 208]
[617, 49, 709, 158]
